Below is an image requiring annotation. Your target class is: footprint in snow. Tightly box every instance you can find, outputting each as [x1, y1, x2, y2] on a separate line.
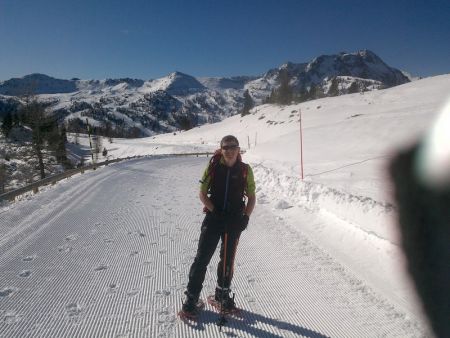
[155, 289, 171, 297]
[127, 230, 146, 238]
[65, 234, 78, 241]
[247, 276, 256, 285]
[274, 199, 293, 210]
[134, 306, 148, 318]
[0, 287, 17, 298]
[157, 309, 176, 325]
[115, 333, 131, 338]
[22, 255, 36, 262]
[244, 294, 257, 303]
[58, 245, 72, 253]
[126, 289, 140, 297]
[18, 270, 32, 278]
[106, 283, 119, 294]
[2, 310, 22, 324]
[65, 303, 82, 318]
[94, 264, 109, 272]
[258, 197, 270, 204]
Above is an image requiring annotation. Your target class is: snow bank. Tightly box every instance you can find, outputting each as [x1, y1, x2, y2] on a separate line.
[252, 164, 398, 244]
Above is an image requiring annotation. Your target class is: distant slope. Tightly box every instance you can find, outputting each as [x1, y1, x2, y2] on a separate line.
[0, 73, 77, 95]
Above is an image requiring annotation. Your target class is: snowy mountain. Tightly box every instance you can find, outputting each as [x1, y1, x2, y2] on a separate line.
[245, 50, 410, 100]
[0, 73, 78, 96]
[154, 71, 206, 95]
[197, 76, 258, 91]
[0, 50, 409, 137]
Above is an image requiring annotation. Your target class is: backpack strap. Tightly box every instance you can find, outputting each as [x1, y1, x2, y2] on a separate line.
[204, 149, 222, 192]
[241, 162, 248, 179]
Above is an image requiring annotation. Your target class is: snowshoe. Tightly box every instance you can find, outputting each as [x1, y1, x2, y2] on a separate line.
[178, 295, 205, 322]
[207, 294, 241, 316]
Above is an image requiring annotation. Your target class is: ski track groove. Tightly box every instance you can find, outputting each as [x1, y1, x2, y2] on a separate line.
[0, 168, 125, 264]
[0, 157, 428, 337]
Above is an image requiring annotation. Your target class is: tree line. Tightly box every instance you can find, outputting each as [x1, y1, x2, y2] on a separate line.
[264, 70, 367, 106]
[239, 70, 368, 117]
[1, 99, 70, 184]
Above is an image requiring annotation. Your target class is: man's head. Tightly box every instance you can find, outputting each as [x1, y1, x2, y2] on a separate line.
[220, 135, 239, 148]
[220, 135, 240, 165]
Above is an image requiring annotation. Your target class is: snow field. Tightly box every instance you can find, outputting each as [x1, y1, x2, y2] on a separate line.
[3, 75, 448, 336]
[0, 157, 429, 337]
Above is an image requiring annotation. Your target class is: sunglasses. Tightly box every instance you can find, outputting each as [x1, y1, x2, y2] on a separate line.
[221, 144, 239, 150]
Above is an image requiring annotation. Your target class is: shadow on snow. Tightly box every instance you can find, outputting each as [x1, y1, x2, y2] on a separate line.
[181, 309, 330, 338]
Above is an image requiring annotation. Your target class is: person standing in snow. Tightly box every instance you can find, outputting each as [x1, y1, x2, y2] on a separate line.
[181, 135, 256, 316]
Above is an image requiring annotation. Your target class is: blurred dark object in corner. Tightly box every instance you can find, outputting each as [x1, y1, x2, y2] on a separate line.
[389, 144, 450, 338]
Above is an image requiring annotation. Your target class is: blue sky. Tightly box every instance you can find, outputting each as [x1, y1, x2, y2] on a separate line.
[0, 0, 449, 80]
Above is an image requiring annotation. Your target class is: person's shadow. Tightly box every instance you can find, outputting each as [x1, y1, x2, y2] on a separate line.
[181, 308, 330, 337]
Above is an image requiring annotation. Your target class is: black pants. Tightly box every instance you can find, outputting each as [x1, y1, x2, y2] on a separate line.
[186, 213, 241, 297]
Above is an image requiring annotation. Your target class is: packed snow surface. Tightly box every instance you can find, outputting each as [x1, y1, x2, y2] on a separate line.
[2, 74, 449, 337]
[0, 158, 428, 337]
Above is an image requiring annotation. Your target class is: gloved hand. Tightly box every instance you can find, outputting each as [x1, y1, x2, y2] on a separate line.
[237, 214, 249, 232]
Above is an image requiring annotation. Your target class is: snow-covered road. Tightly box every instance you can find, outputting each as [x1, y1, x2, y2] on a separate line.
[0, 157, 427, 337]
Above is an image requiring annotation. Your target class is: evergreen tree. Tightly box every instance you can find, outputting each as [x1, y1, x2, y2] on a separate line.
[348, 81, 359, 94]
[360, 82, 367, 92]
[176, 114, 193, 131]
[309, 83, 325, 99]
[241, 90, 254, 116]
[0, 163, 6, 193]
[93, 134, 102, 162]
[266, 89, 277, 104]
[308, 84, 317, 100]
[277, 69, 293, 105]
[328, 77, 339, 97]
[1, 112, 13, 137]
[20, 100, 47, 179]
[12, 113, 20, 127]
[61, 125, 68, 143]
[295, 85, 309, 103]
[57, 125, 69, 167]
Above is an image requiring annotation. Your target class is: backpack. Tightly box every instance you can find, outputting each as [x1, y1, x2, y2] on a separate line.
[202, 149, 248, 213]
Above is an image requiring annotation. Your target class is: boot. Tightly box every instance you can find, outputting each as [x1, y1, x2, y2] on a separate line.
[214, 287, 236, 311]
[181, 291, 200, 315]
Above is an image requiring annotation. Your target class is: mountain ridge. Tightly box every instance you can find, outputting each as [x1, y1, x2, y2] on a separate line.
[0, 49, 411, 137]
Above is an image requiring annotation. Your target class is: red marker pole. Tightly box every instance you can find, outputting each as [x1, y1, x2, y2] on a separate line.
[300, 109, 304, 180]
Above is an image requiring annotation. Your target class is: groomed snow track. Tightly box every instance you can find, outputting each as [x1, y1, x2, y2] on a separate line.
[0, 157, 427, 337]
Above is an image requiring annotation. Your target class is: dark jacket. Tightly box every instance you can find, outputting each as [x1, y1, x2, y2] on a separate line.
[209, 161, 247, 218]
